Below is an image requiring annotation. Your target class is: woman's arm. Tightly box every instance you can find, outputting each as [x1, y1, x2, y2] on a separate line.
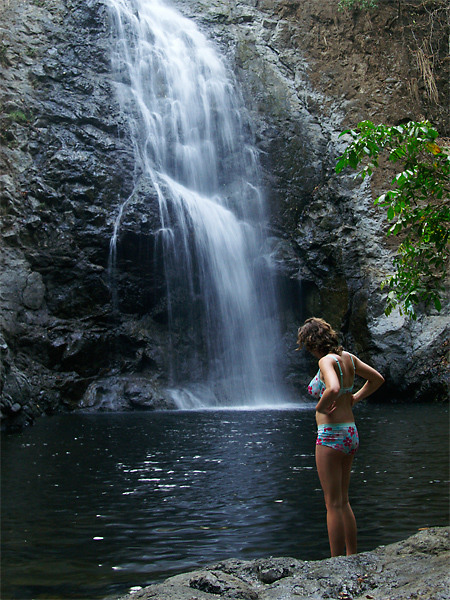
[315, 355, 341, 414]
[351, 355, 385, 406]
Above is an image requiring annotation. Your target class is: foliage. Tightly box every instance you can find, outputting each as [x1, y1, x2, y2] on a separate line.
[7, 110, 29, 124]
[0, 42, 8, 67]
[338, 0, 378, 10]
[0, 109, 32, 147]
[336, 120, 450, 319]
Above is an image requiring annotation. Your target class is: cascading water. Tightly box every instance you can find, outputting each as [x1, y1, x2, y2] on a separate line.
[107, 0, 288, 408]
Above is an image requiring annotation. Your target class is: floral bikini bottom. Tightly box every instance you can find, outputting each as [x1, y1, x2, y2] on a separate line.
[316, 423, 359, 455]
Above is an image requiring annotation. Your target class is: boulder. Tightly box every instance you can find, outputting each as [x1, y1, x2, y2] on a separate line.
[114, 526, 450, 600]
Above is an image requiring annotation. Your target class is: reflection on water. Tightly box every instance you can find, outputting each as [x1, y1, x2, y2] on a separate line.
[1, 404, 448, 599]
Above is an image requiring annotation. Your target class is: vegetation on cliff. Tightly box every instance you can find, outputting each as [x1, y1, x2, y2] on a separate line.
[336, 120, 449, 318]
[335, 0, 449, 135]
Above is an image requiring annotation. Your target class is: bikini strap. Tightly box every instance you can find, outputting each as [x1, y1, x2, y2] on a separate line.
[349, 354, 355, 372]
[332, 356, 344, 388]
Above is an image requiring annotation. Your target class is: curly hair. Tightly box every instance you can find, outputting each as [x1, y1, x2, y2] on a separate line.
[297, 317, 343, 356]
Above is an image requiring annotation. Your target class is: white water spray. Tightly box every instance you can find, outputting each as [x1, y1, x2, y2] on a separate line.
[107, 0, 287, 407]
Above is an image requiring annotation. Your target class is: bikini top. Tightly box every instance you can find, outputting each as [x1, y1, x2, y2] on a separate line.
[307, 355, 355, 399]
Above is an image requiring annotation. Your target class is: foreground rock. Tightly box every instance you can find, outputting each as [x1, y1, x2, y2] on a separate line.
[114, 527, 449, 600]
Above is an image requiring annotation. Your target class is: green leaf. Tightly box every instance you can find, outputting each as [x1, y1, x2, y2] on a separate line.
[348, 150, 359, 170]
[335, 119, 449, 319]
[335, 156, 347, 173]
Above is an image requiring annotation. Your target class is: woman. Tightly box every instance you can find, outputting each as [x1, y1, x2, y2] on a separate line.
[297, 317, 384, 557]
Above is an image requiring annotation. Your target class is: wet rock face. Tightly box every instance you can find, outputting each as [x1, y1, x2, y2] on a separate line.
[114, 527, 450, 600]
[0, 0, 448, 429]
[80, 374, 177, 411]
[0, 0, 171, 428]
[173, 0, 450, 401]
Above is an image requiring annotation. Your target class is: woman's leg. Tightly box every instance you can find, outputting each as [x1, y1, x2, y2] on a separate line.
[315, 445, 357, 556]
[341, 453, 357, 555]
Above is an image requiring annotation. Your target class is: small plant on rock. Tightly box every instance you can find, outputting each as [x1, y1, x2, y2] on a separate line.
[338, 0, 378, 10]
[7, 110, 29, 124]
[0, 42, 9, 67]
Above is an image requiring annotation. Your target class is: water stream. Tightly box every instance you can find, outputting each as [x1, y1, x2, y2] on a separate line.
[107, 0, 285, 408]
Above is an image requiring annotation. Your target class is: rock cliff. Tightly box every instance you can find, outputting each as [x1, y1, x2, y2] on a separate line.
[177, 0, 450, 399]
[1, 0, 448, 429]
[113, 526, 450, 600]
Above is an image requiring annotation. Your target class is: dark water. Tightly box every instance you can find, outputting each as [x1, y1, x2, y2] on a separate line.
[1, 403, 448, 600]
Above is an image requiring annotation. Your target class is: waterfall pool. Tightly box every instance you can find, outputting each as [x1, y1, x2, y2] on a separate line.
[1, 403, 448, 599]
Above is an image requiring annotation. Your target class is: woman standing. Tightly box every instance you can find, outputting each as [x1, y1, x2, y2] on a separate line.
[297, 317, 385, 557]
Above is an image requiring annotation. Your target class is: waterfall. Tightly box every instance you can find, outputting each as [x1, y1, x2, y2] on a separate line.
[107, 0, 287, 408]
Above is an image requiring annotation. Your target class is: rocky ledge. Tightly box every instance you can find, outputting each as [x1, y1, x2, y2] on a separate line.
[114, 526, 449, 600]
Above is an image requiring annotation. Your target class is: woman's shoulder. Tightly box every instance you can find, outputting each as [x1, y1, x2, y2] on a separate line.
[341, 350, 357, 364]
[319, 352, 347, 366]
[318, 354, 337, 369]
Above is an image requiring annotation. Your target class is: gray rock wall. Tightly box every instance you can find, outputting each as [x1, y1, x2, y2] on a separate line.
[114, 526, 450, 600]
[0, 0, 448, 429]
[172, 0, 450, 400]
[1, 0, 172, 426]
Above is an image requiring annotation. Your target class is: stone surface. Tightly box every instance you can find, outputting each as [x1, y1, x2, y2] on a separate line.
[1, 0, 448, 429]
[175, 0, 449, 400]
[80, 374, 177, 411]
[113, 526, 450, 600]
